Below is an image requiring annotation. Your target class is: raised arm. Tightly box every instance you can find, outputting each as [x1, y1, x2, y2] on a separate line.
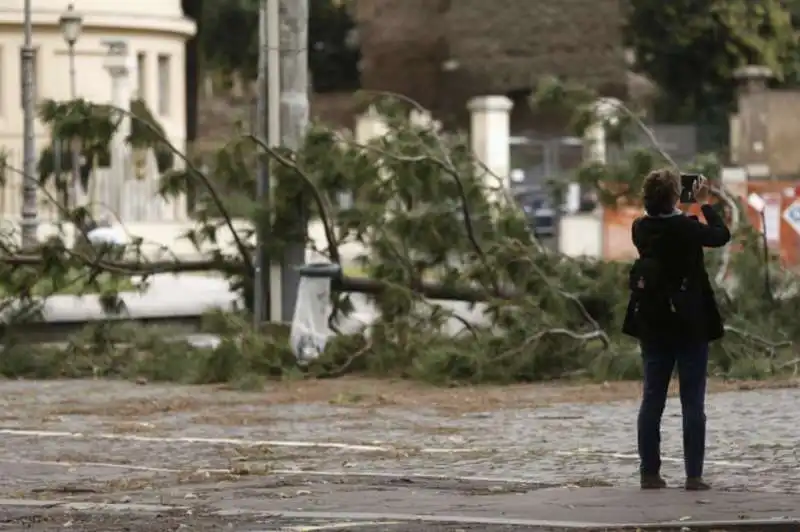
[687, 204, 731, 248]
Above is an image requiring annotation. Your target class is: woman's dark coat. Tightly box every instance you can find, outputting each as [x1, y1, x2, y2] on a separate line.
[622, 204, 731, 346]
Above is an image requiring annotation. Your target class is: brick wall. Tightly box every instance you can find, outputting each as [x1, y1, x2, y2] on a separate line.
[355, 0, 626, 127]
[195, 91, 359, 153]
[354, 0, 447, 111]
[198, 0, 628, 146]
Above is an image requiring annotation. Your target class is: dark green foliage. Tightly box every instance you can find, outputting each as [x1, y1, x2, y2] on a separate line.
[200, 0, 359, 91]
[0, 318, 296, 390]
[625, 0, 798, 119]
[37, 98, 174, 190]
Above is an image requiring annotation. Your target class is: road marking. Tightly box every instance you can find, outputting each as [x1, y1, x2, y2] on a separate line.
[1, 458, 544, 485]
[554, 450, 753, 469]
[0, 429, 754, 472]
[0, 458, 229, 475]
[0, 428, 478, 454]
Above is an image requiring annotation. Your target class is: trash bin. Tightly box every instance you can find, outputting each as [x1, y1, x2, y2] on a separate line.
[289, 263, 342, 364]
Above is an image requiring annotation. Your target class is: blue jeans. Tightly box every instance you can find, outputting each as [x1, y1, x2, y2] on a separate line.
[638, 342, 709, 479]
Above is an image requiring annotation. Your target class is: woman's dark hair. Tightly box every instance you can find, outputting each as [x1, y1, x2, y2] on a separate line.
[642, 168, 680, 215]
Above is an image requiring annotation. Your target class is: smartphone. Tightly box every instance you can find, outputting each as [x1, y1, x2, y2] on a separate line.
[680, 173, 700, 204]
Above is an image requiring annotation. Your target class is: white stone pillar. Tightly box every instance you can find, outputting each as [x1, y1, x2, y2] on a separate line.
[354, 106, 389, 143]
[105, 42, 132, 145]
[583, 121, 607, 164]
[467, 96, 513, 195]
[559, 99, 612, 258]
[570, 118, 607, 214]
[578, 98, 615, 212]
[104, 41, 132, 220]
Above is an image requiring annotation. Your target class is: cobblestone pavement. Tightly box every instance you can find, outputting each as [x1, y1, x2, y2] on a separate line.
[1, 380, 798, 493]
[0, 379, 798, 530]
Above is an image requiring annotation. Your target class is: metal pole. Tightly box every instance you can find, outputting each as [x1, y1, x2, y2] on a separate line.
[760, 210, 772, 301]
[68, 42, 81, 213]
[20, 0, 37, 248]
[278, 0, 309, 322]
[267, 0, 282, 322]
[53, 140, 63, 208]
[68, 43, 77, 97]
[253, 0, 269, 325]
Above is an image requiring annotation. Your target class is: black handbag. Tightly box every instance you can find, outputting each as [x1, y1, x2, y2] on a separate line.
[629, 256, 704, 335]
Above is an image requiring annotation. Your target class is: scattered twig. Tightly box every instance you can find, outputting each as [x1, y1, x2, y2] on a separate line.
[724, 325, 792, 350]
[494, 328, 608, 363]
[321, 340, 373, 378]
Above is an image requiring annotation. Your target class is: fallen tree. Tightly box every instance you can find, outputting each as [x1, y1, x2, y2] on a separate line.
[0, 85, 797, 386]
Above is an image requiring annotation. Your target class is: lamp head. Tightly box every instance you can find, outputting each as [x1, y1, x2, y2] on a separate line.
[59, 4, 83, 45]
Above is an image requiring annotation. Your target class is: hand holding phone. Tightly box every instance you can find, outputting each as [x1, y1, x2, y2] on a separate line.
[693, 175, 710, 204]
[680, 173, 699, 204]
[680, 174, 710, 204]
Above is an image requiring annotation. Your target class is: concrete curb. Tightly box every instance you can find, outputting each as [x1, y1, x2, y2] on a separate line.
[217, 510, 800, 529]
[2, 499, 797, 530]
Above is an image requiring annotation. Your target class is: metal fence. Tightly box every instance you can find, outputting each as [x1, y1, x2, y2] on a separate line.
[0, 138, 186, 225]
[506, 123, 709, 244]
[616, 123, 700, 166]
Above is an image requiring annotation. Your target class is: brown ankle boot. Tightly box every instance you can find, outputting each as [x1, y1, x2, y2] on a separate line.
[685, 477, 711, 491]
[640, 474, 667, 489]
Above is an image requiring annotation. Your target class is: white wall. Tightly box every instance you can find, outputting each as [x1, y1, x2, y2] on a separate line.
[0, 0, 195, 220]
[558, 214, 602, 258]
[0, 218, 366, 266]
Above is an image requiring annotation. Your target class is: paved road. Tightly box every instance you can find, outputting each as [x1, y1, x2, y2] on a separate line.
[0, 380, 798, 530]
[1, 479, 798, 531]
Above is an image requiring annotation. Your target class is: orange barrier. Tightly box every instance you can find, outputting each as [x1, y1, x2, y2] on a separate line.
[602, 181, 800, 265]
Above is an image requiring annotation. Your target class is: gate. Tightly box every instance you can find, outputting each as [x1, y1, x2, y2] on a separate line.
[509, 134, 584, 188]
[508, 134, 585, 244]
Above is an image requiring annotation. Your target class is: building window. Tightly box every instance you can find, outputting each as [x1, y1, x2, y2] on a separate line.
[136, 52, 147, 101]
[157, 54, 170, 115]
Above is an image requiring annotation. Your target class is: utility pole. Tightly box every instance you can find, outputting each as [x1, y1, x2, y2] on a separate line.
[278, 0, 309, 322]
[58, 3, 84, 213]
[267, 0, 282, 322]
[20, 0, 37, 248]
[253, 0, 269, 325]
[254, 0, 284, 326]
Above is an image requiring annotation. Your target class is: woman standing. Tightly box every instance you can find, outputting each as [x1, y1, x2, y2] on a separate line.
[623, 168, 731, 491]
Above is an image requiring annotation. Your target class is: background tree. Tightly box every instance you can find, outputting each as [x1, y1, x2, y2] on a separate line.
[199, 0, 360, 91]
[625, 0, 798, 122]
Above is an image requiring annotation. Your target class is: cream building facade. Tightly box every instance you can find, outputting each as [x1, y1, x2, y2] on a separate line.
[0, 0, 195, 224]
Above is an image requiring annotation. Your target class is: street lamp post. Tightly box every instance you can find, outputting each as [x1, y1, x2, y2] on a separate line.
[59, 4, 82, 97]
[58, 3, 83, 211]
[20, 0, 36, 248]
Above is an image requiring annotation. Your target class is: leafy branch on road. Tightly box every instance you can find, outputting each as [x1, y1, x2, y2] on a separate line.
[0, 89, 797, 386]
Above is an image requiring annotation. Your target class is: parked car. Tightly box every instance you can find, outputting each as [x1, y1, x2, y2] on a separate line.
[511, 185, 557, 238]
